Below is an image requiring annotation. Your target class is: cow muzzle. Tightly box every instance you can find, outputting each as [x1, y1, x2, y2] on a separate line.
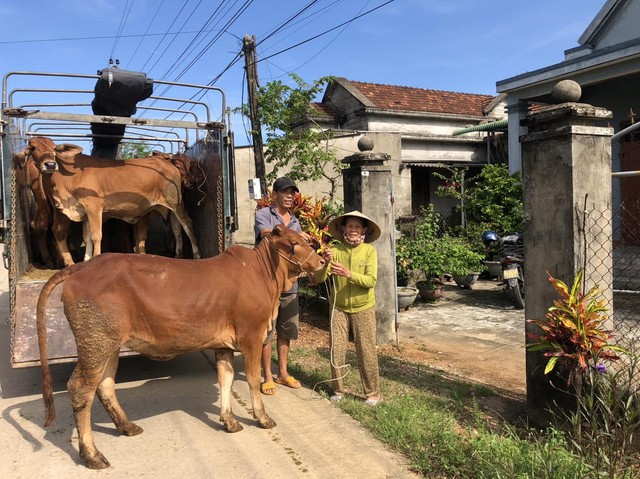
[41, 160, 59, 172]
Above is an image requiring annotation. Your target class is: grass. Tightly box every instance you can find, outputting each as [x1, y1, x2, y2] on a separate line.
[285, 344, 624, 479]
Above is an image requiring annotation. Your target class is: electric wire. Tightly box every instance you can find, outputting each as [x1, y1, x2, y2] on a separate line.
[110, 0, 135, 61]
[125, 0, 167, 69]
[139, 0, 191, 72]
[256, 0, 395, 65]
[258, 0, 321, 44]
[146, 0, 212, 78]
[263, 0, 372, 80]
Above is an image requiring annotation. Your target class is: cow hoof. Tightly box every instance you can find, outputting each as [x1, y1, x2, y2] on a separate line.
[85, 452, 111, 470]
[221, 417, 243, 433]
[259, 417, 277, 429]
[119, 422, 143, 436]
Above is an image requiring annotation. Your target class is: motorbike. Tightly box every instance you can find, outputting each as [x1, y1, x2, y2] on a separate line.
[482, 231, 525, 309]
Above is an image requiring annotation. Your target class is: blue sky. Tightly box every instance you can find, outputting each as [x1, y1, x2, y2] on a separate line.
[0, 0, 606, 145]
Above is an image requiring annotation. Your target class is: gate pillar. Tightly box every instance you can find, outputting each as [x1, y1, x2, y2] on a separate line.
[341, 136, 395, 344]
[520, 91, 613, 425]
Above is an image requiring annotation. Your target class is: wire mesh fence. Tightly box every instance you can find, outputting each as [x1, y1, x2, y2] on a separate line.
[582, 200, 640, 387]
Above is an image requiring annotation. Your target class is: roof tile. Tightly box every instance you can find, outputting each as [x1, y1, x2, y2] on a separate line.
[349, 80, 494, 116]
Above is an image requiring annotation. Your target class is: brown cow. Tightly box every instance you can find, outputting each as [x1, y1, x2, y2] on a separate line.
[36, 224, 324, 469]
[13, 151, 54, 266]
[135, 150, 207, 257]
[23, 137, 201, 266]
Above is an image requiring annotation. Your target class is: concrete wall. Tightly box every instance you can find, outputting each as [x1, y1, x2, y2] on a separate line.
[232, 131, 403, 246]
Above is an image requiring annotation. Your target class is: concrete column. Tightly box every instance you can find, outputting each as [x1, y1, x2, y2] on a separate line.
[506, 98, 529, 174]
[520, 102, 613, 425]
[342, 136, 395, 344]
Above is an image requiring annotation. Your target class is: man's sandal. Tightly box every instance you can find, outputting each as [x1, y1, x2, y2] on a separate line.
[260, 380, 277, 395]
[274, 376, 301, 389]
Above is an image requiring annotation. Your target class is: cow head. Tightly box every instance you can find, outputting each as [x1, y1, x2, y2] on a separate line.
[268, 224, 325, 274]
[24, 137, 59, 173]
[150, 152, 204, 189]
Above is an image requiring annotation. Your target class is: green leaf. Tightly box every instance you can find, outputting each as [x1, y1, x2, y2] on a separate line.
[545, 356, 559, 374]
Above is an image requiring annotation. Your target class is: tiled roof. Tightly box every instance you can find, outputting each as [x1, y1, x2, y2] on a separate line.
[349, 80, 494, 116]
[309, 102, 337, 117]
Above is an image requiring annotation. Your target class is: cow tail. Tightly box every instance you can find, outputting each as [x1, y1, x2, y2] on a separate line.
[36, 265, 76, 426]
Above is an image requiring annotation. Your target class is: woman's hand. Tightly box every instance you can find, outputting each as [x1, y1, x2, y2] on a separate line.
[322, 249, 334, 263]
[330, 261, 351, 278]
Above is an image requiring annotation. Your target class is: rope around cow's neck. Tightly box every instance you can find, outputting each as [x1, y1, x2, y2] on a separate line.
[30, 137, 57, 159]
[267, 237, 316, 273]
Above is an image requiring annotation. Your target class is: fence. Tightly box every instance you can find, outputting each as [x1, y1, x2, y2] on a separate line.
[396, 201, 640, 387]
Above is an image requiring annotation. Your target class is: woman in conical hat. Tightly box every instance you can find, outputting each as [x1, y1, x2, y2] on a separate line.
[315, 211, 382, 406]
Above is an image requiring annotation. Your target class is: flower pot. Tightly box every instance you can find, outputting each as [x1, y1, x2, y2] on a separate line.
[452, 272, 480, 289]
[397, 286, 419, 311]
[415, 280, 444, 301]
[482, 260, 502, 278]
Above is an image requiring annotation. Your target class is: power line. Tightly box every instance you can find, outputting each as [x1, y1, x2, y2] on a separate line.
[154, 0, 231, 80]
[256, 0, 395, 65]
[258, 0, 321, 44]
[110, 0, 135, 61]
[268, 0, 374, 78]
[140, 0, 192, 72]
[125, 0, 166, 69]
[0, 29, 232, 45]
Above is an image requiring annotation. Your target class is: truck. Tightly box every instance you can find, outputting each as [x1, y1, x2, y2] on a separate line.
[0, 69, 238, 367]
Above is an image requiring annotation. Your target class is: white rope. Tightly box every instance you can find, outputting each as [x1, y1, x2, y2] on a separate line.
[311, 274, 351, 399]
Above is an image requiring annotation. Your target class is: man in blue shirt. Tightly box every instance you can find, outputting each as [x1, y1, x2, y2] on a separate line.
[255, 177, 309, 394]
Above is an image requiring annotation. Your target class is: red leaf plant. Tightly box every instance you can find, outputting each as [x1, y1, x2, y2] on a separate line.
[256, 191, 335, 251]
[526, 270, 626, 385]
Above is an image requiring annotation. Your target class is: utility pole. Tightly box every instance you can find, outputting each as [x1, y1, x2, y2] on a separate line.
[243, 34, 267, 196]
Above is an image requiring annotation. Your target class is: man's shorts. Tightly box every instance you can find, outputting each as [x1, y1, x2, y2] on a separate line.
[266, 293, 299, 342]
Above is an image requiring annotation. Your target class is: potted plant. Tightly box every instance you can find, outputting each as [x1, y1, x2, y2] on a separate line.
[447, 238, 485, 289]
[396, 206, 483, 300]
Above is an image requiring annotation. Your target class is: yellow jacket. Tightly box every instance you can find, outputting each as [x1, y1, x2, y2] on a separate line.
[315, 242, 377, 313]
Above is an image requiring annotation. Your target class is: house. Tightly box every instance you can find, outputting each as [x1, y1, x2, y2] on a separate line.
[233, 78, 507, 245]
[496, 0, 640, 242]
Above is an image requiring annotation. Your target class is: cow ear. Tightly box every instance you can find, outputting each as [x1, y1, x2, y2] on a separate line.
[13, 152, 26, 168]
[271, 224, 285, 236]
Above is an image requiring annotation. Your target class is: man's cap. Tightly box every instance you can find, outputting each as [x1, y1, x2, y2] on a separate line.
[273, 177, 299, 192]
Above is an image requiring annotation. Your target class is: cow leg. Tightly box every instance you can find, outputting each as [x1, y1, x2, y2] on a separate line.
[68, 361, 111, 469]
[133, 214, 151, 254]
[51, 209, 74, 267]
[215, 349, 243, 432]
[84, 202, 104, 258]
[242, 346, 277, 429]
[95, 351, 143, 437]
[82, 219, 93, 261]
[169, 212, 184, 258]
[172, 204, 201, 259]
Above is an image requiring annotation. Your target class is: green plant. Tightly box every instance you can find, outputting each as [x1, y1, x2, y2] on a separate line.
[526, 270, 625, 384]
[236, 74, 342, 200]
[435, 164, 524, 252]
[395, 205, 484, 286]
[527, 270, 640, 478]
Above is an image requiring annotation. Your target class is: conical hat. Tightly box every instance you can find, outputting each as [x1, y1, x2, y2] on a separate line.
[327, 210, 381, 243]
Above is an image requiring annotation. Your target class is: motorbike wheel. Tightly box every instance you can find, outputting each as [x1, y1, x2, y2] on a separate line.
[509, 280, 525, 309]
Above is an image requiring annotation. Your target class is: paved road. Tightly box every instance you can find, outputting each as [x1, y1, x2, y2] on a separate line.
[0, 249, 418, 478]
[397, 278, 526, 393]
